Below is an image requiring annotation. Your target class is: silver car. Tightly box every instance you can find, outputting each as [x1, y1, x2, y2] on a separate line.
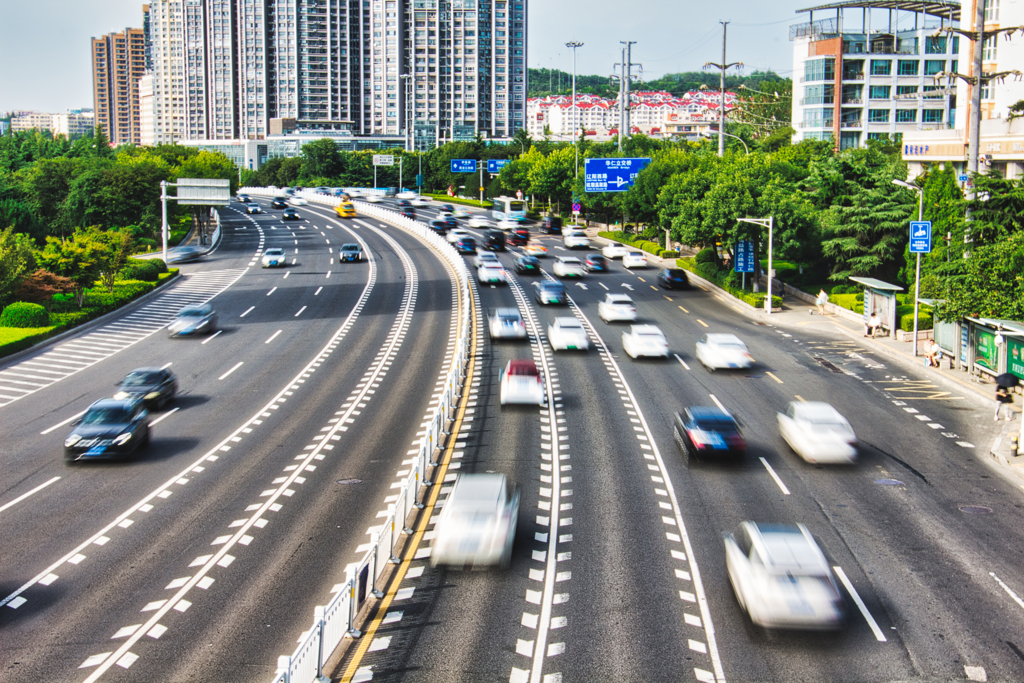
[431, 473, 520, 568]
[168, 304, 217, 337]
[489, 308, 528, 340]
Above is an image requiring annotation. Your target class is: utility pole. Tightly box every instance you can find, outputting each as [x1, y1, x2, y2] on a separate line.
[566, 41, 583, 176]
[614, 42, 639, 152]
[704, 22, 743, 157]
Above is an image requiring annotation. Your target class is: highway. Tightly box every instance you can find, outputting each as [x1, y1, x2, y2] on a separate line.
[1, 194, 1023, 683]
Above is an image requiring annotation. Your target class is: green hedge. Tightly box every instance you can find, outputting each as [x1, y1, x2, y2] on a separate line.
[0, 327, 61, 358]
[675, 257, 782, 309]
[119, 258, 162, 282]
[694, 248, 716, 264]
[1, 302, 50, 328]
[900, 312, 933, 331]
[659, 249, 679, 259]
[424, 193, 492, 209]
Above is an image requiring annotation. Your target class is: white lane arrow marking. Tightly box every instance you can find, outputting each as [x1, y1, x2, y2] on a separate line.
[621, 283, 634, 290]
[575, 283, 588, 290]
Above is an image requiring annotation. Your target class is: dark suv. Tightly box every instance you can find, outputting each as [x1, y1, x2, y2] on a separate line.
[541, 216, 563, 235]
[658, 268, 690, 290]
[484, 229, 506, 251]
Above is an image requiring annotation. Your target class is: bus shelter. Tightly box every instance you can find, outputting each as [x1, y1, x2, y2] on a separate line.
[962, 318, 1024, 380]
[850, 277, 904, 338]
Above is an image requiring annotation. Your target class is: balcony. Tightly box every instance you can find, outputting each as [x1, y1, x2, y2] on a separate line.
[842, 72, 865, 81]
[800, 97, 834, 105]
[841, 119, 863, 128]
[842, 98, 863, 105]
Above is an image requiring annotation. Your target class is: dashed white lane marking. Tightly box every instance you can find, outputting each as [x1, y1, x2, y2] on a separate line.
[265, 330, 283, 344]
[991, 572, 1024, 612]
[759, 457, 791, 495]
[833, 565, 886, 642]
[240, 306, 255, 317]
[0, 476, 61, 513]
[218, 362, 243, 381]
[673, 353, 690, 371]
[708, 394, 727, 412]
[965, 665, 988, 682]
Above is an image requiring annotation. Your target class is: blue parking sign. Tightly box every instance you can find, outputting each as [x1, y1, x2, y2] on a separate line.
[909, 221, 932, 254]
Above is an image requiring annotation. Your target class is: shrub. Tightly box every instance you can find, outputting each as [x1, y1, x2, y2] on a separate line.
[694, 248, 716, 264]
[899, 311, 933, 331]
[637, 241, 662, 256]
[696, 262, 719, 281]
[0, 302, 50, 328]
[855, 293, 864, 303]
[659, 249, 679, 259]
[119, 259, 161, 282]
[0, 326, 59, 359]
[151, 259, 168, 273]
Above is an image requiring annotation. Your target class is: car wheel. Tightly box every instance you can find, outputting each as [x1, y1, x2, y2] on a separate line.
[674, 427, 690, 468]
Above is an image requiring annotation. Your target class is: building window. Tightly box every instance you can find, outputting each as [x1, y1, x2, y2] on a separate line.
[868, 109, 890, 123]
[924, 60, 945, 75]
[897, 60, 919, 76]
[895, 109, 917, 123]
[870, 60, 891, 76]
[986, 0, 1000, 22]
[922, 109, 943, 123]
[925, 36, 947, 54]
[804, 58, 835, 82]
[869, 85, 890, 99]
[983, 35, 998, 61]
[897, 85, 918, 96]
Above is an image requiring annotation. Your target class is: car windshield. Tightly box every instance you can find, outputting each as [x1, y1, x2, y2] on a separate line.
[693, 417, 737, 431]
[542, 283, 564, 292]
[82, 408, 132, 425]
[265, 249, 284, 256]
[342, 244, 359, 251]
[178, 308, 207, 318]
[122, 372, 162, 386]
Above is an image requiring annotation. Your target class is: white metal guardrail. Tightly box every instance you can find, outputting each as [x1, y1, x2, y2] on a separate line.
[241, 188, 471, 683]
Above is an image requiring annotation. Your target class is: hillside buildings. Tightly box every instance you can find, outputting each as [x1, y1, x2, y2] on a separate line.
[9, 110, 95, 138]
[91, 27, 147, 145]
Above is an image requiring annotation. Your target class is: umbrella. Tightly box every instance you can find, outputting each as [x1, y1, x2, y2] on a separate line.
[995, 372, 1021, 388]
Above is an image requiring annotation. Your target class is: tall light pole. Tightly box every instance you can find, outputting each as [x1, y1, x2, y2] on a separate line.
[893, 179, 926, 358]
[566, 41, 583, 177]
[704, 22, 743, 158]
[400, 74, 413, 153]
[737, 217, 774, 314]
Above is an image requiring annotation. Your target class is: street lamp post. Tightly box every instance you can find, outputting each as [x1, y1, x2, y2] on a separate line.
[737, 216, 774, 314]
[893, 179, 926, 357]
[704, 130, 749, 155]
[566, 41, 583, 177]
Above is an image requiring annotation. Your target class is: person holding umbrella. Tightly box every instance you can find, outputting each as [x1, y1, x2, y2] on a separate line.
[994, 373, 1019, 421]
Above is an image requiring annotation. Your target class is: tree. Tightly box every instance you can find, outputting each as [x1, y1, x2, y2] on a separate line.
[528, 146, 575, 210]
[299, 138, 343, 181]
[96, 228, 136, 293]
[37, 227, 107, 307]
[12, 269, 75, 311]
[821, 183, 914, 283]
[935, 231, 1024, 321]
[0, 226, 37, 305]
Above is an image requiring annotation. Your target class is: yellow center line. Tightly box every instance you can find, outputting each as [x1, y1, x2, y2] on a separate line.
[697, 319, 709, 328]
[339, 275, 476, 682]
[651, 285, 658, 291]
[663, 295, 673, 301]
[678, 305, 689, 314]
[765, 371, 784, 384]
[699, 285, 708, 291]
[795, 394, 806, 402]
[637, 276, 646, 282]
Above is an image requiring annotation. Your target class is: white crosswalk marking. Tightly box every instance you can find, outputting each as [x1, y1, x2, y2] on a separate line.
[0, 268, 247, 407]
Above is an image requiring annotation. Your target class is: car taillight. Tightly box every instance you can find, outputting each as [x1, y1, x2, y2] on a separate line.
[728, 434, 747, 450]
[686, 430, 707, 449]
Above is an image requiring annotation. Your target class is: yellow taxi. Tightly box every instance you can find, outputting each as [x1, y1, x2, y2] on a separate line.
[335, 202, 356, 219]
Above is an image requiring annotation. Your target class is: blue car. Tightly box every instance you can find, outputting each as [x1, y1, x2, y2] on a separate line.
[673, 406, 747, 466]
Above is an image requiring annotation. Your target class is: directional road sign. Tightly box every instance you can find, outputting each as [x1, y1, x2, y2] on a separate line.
[584, 157, 652, 193]
[487, 159, 510, 173]
[958, 174, 970, 182]
[734, 239, 755, 273]
[373, 154, 394, 166]
[909, 220, 932, 254]
[451, 158, 478, 173]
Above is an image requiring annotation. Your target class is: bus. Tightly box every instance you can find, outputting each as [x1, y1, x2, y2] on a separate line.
[492, 196, 527, 223]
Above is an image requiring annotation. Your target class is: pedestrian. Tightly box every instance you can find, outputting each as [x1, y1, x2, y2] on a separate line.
[923, 340, 940, 367]
[995, 384, 1014, 421]
[816, 289, 829, 316]
[865, 312, 882, 338]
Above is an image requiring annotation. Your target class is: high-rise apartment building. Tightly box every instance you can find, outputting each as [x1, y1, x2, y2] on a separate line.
[92, 27, 147, 145]
[145, 0, 526, 147]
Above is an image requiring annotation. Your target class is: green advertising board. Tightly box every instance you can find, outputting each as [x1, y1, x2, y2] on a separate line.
[1009, 337, 1024, 380]
[975, 329, 998, 370]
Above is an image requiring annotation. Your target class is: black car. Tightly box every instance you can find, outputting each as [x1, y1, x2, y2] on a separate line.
[114, 367, 178, 409]
[658, 268, 690, 290]
[271, 197, 288, 209]
[514, 254, 541, 274]
[282, 208, 300, 220]
[672, 406, 747, 466]
[584, 254, 609, 273]
[541, 216, 563, 235]
[400, 207, 417, 220]
[441, 215, 459, 230]
[396, 198, 412, 208]
[484, 229, 506, 251]
[455, 237, 478, 254]
[533, 281, 568, 305]
[508, 227, 530, 246]
[428, 218, 449, 234]
[439, 203, 456, 213]
[64, 398, 150, 462]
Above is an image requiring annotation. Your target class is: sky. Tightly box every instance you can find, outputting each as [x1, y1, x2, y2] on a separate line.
[0, 0, 811, 114]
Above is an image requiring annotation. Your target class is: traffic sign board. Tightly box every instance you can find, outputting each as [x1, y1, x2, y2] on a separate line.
[572, 203, 581, 213]
[958, 174, 970, 182]
[450, 158, 478, 173]
[584, 157, 651, 193]
[909, 220, 932, 254]
[487, 159, 510, 173]
[734, 239, 755, 273]
[372, 154, 394, 166]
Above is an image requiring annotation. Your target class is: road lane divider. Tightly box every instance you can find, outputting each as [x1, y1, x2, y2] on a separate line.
[0, 476, 61, 514]
[217, 362, 243, 380]
[833, 565, 887, 642]
[759, 457, 791, 496]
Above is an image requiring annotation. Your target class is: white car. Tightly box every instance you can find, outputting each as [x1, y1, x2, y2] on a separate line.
[499, 359, 546, 406]
[622, 325, 669, 359]
[777, 402, 858, 464]
[452, 208, 471, 219]
[547, 317, 590, 351]
[478, 263, 507, 285]
[497, 219, 519, 231]
[396, 190, 417, 200]
[602, 243, 630, 259]
[343, 188, 363, 198]
[447, 228, 470, 244]
[552, 256, 585, 278]
[563, 230, 590, 249]
[261, 247, 286, 267]
[489, 308, 528, 340]
[622, 251, 648, 268]
[695, 333, 753, 371]
[431, 473, 520, 568]
[724, 521, 845, 630]
[598, 293, 638, 322]
[288, 196, 308, 206]
[561, 223, 585, 237]
[469, 215, 495, 229]
[364, 194, 383, 203]
[473, 251, 500, 269]
[411, 196, 432, 207]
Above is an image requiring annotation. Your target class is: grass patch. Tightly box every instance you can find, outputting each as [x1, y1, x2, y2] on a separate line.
[423, 193, 492, 209]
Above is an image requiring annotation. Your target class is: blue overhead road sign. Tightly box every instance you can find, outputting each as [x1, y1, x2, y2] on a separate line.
[487, 159, 510, 173]
[450, 159, 478, 173]
[734, 240, 755, 273]
[584, 157, 651, 193]
[909, 221, 932, 254]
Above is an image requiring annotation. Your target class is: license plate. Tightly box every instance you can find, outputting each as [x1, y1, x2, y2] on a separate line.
[85, 445, 107, 456]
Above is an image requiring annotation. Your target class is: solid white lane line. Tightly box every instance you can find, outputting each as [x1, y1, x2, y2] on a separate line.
[201, 330, 222, 345]
[833, 565, 886, 642]
[218, 362, 244, 380]
[41, 410, 87, 435]
[149, 407, 179, 426]
[267, 287, 277, 296]
[708, 394, 727, 412]
[674, 354, 690, 371]
[759, 457, 791, 495]
[240, 306, 255, 317]
[991, 572, 1024, 612]
[0, 477, 61, 514]
[160, 362, 173, 370]
[295, 306, 307, 317]
[265, 330, 283, 344]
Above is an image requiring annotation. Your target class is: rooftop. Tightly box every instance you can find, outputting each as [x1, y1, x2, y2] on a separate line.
[796, 0, 959, 20]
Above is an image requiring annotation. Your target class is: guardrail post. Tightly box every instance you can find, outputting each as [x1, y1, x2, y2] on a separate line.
[388, 504, 402, 564]
[369, 532, 384, 598]
[420, 441, 434, 486]
[345, 568, 361, 639]
[277, 656, 291, 683]
[400, 484, 415, 534]
[315, 606, 329, 682]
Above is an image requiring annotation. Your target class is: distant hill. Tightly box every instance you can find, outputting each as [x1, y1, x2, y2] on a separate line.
[527, 68, 790, 100]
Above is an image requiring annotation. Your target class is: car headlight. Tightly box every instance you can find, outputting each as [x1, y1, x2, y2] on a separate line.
[113, 432, 133, 445]
[196, 320, 208, 327]
[65, 434, 82, 448]
[145, 391, 161, 400]
[113, 391, 129, 400]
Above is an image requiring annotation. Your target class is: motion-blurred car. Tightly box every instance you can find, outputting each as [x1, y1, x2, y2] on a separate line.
[262, 247, 287, 267]
[335, 202, 356, 218]
[672, 406, 747, 465]
[622, 324, 669, 359]
[524, 242, 548, 258]
[168, 303, 217, 337]
[236, 193, 251, 203]
[428, 219, 449, 235]
[288, 196, 308, 206]
[508, 227, 530, 246]
[364, 193, 383, 203]
[431, 473, 520, 568]
[473, 251, 500, 269]
[455, 237, 478, 255]
[541, 216, 563, 235]
[696, 333, 753, 371]
[622, 251, 648, 268]
[497, 219, 519, 231]
[438, 203, 456, 213]
[446, 228, 470, 244]
[514, 254, 541, 274]
[564, 230, 590, 249]
[598, 293, 637, 322]
[533, 281, 568, 305]
[602, 243, 629, 259]
[548, 317, 590, 351]
[484, 229, 506, 251]
[777, 402, 858, 464]
[271, 197, 289, 209]
[658, 268, 690, 290]
[724, 522, 845, 630]
[477, 263, 507, 285]
[584, 254, 609, 272]
[440, 215, 459, 230]
[245, 203, 262, 214]
[114, 367, 177, 409]
[399, 207, 417, 220]
[561, 223, 584, 237]
[396, 190, 417, 200]
[468, 215, 495, 229]
[64, 397, 150, 462]
[499, 359, 546, 406]
[396, 198, 412, 208]
[339, 243, 363, 262]
[166, 246, 203, 264]
[489, 308, 528, 340]
[553, 256, 585, 278]
[411, 196, 432, 207]
[282, 207, 300, 221]
[451, 208, 471, 219]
